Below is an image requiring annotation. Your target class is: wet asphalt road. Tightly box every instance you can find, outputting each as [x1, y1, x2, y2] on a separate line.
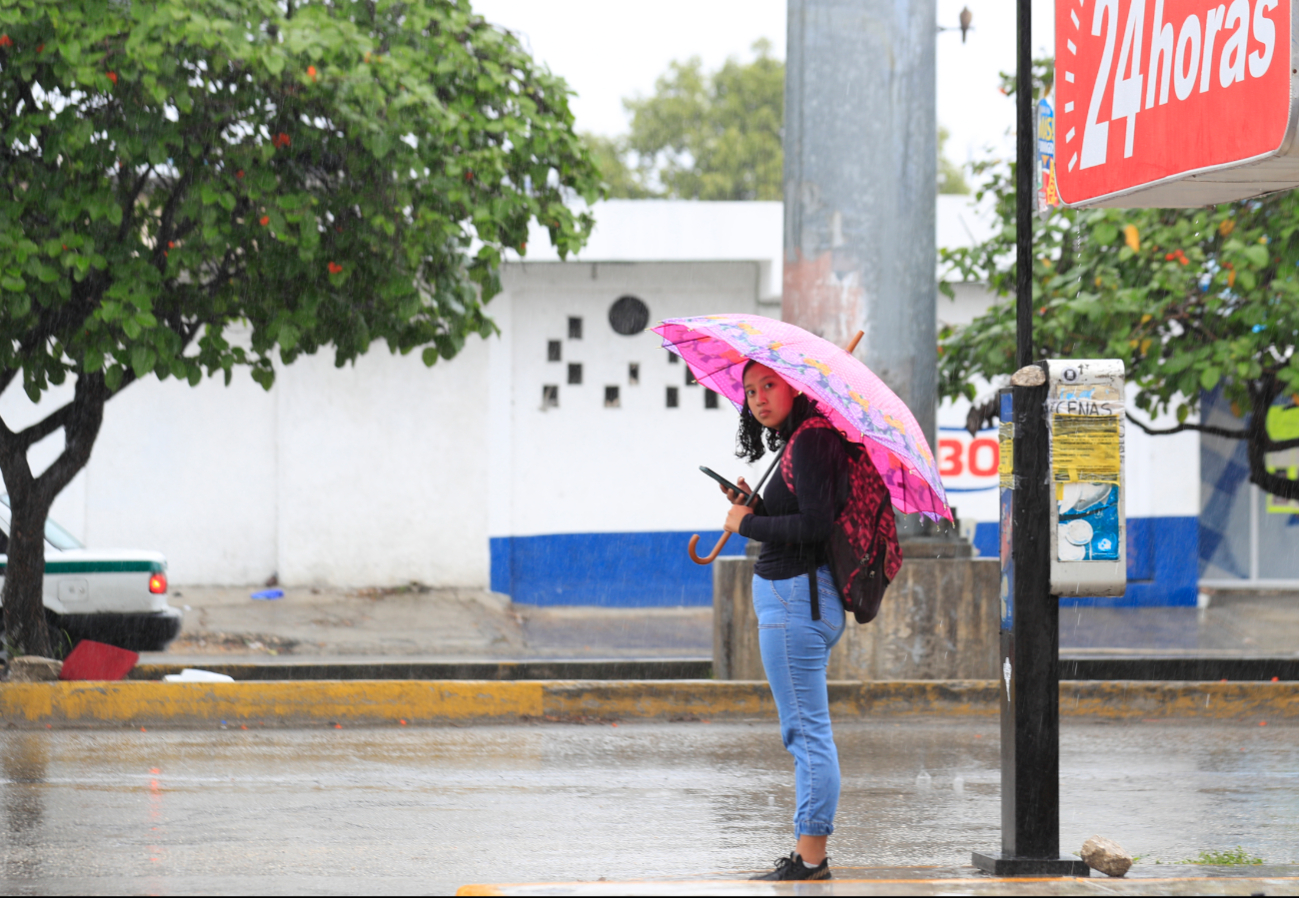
[1, 718, 1296, 895]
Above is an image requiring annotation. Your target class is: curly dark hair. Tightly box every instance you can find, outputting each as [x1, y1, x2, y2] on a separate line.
[734, 361, 825, 463]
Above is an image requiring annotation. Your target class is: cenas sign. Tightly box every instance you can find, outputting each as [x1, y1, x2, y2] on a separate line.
[1055, 0, 1298, 207]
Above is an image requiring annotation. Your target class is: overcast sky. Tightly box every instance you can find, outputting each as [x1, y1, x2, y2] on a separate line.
[472, 0, 1057, 177]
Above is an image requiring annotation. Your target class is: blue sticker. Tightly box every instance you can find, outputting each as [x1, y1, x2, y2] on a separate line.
[1057, 483, 1119, 562]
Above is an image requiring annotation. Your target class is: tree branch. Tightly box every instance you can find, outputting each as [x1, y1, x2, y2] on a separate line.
[1124, 411, 1246, 440]
[116, 164, 153, 244]
[1245, 374, 1299, 500]
[13, 401, 76, 450]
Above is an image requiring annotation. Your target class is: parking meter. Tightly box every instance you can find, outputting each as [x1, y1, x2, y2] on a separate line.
[1046, 360, 1126, 597]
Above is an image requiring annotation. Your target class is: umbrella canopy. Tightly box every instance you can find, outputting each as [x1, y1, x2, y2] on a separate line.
[654, 314, 951, 521]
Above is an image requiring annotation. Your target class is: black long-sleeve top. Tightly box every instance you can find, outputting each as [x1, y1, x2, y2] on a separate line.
[738, 427, 848, 581]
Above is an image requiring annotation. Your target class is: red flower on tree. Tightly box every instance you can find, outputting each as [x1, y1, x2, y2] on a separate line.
[107, 71, 117, 84]
[327, 262, 343, 275]
[235, 170, 245, 179]
[307, 65, 318, 80]
[272, 132, 291, 148]
[0, 35, 12, 48]
[259, 215, 270, 226]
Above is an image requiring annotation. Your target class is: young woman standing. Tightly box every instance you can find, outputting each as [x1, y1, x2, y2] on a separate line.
[719, 361, 851, 882]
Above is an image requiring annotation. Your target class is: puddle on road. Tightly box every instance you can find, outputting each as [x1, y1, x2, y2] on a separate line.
[0, 718, 1295, 894]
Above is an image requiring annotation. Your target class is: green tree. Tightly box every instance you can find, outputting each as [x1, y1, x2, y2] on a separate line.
[939, 62, 1299, 501]
[595, 43, 968, 200]
[621, 40, 784, 201]
[581, 132, 657, 199]
[0, 0, 599, 657]
[938, 126, 969, 195]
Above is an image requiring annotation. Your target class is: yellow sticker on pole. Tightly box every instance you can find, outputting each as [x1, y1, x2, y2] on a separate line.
[1051, 415, 1120, 483]
[998, 421, 1014, 489]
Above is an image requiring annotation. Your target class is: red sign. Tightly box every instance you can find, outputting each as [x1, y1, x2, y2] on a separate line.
[1055, 0, 1292, 207]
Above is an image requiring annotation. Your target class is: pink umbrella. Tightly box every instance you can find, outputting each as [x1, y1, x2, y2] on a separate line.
[654, 314, 951, 525]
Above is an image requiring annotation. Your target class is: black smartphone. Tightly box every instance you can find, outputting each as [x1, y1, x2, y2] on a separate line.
[700, 466, 745, 496]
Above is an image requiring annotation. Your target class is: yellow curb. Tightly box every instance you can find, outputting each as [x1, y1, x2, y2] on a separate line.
[0, 680, 1295, 728]
[0, 680, 543, 727]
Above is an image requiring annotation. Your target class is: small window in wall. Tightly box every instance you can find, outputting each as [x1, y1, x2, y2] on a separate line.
[666, 386, 679, 408]
[704, 389, 719, 409]
[568, 316, 583, 339]
[667, 350, 679, 364]
[605, 386, 621, 408]
[547, 340, 561, 362]
[685, 368, 697, 386]
[628, 363, 640, 385]
[568, 363, 583, 385]
[542, 385, 559, 408]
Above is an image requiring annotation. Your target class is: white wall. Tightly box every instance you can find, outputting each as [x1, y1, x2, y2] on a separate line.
[1, 337, 491, 588]
[492, 260, 772, 540]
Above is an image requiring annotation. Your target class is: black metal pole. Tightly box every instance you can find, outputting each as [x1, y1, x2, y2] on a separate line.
[972, 0, 1089, 876]
[1016, 0, 1033, 369]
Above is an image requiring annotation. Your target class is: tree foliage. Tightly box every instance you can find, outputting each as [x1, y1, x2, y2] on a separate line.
[939, 63, 1299, 501]
[592, 42, 969, 201]
[938, 126, 969, 196]
[620, 39, 784, 201]
[0, 0, 599, 655]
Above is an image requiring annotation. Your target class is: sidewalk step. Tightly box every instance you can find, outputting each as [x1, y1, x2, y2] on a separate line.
[131, 659, 712, 681]
[129, 657, 1299, 681]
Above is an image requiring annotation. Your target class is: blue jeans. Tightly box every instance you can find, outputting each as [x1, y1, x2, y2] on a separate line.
[753, 565, 846, 838]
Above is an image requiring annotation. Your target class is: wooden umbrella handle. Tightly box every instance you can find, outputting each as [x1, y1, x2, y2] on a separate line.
[686, 330, 862, 566]
[688, 531, 731, 565]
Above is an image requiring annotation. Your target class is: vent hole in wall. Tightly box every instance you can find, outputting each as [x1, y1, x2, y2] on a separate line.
[542, 385, 558, 408]
[547, 340, 561, 362]
[605, 386, 620, 408]
[568, 317, 583, 339]
[568, 363, 583, 385]
[705, 389, 719, 409]
[666, 386, 679, 408]
[628, 363, 640, 385]
[608, 295, 649, 335]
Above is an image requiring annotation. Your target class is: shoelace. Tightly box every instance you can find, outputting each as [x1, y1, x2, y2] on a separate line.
[771, 855, 798, 875]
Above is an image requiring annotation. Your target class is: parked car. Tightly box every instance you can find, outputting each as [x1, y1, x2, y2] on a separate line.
[0, 498, 182, 655]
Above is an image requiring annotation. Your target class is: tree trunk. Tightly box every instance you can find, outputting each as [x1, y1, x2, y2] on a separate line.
[0, 374, 110, 658]
[2, 487, 57, 658]
[1246, 375, 1299, 500]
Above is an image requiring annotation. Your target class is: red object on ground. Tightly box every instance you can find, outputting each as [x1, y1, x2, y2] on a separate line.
[59, 641, 139, 681]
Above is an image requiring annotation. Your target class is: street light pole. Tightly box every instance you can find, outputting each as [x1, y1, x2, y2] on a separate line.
[972, 0, 1090, 877]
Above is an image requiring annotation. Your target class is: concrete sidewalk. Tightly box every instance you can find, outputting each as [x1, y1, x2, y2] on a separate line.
[458, 867, 1299, 896]
[149, 584, 713, 664]
[145, 585, 1299, 665]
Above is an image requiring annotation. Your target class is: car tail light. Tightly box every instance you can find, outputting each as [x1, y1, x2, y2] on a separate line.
[149, 572, 167, 594]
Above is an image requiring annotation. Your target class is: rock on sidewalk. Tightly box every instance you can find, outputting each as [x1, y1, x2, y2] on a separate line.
[7, 656, 64, 682]
[1080, 835, 1132, 877]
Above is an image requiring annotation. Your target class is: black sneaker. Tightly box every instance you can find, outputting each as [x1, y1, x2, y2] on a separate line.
[748, 852, 832, 881]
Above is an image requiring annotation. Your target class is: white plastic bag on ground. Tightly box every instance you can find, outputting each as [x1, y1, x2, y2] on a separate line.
[162, 668, 235, 683]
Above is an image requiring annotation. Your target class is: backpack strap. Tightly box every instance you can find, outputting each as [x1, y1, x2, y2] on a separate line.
[780, 417, 835, 622]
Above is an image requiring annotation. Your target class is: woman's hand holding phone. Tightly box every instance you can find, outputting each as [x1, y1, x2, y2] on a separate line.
[720, 475, 752, 506]
[721, 475, 755, 533]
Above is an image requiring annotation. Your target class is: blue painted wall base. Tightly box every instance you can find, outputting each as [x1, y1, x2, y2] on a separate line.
[490, 531, 747, 607]
[975, 516, 1198, 607]
[492, 516, 1197, 608]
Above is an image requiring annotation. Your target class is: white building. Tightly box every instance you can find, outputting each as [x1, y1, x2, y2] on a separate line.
[2, 199, 1221, 606]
